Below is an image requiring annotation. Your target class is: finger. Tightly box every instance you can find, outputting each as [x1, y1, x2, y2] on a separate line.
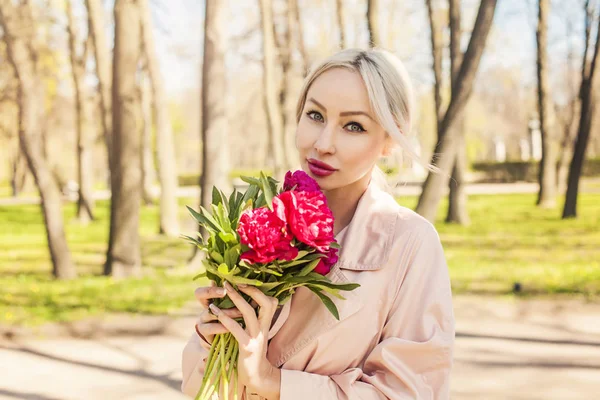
[223, 281, 260, 335]
[197, 322, 230, 338]
[209, 304, 249, 346]
[195, 286, 226, 309]
[200, 308, 243, 323]
[237, 284, 278, 333]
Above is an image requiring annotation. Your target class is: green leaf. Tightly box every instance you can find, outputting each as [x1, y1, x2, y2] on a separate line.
[308, 287, 340, 320]
[241, 184, 259, 206]
[311, 281, 361, 292]
[186, 206, 220, 233]
[212, 186, 222, 207]
[260, 281, 285, 291]
[218, 263, 229, 275]
[228, 189, 238, 220]
[199, 206, 225, 233]
[279, 258, 312, 268]
[329, 242, 341, 249]
[240, 176, 261, 186]
[308, 284, 345, 300]
[260, 172, 274, 210]
[224, 245, 241, 268]
[181, 234, 201, 246]
[218, 231, 237, 244]
[298, 259, 321, 276]
[227, 275, 264, 286]
[210, 251, 224, 264]
[192, 271, 207, 280]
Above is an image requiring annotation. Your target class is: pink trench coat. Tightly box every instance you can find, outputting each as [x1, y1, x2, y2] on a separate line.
[181, 181, 455, 399]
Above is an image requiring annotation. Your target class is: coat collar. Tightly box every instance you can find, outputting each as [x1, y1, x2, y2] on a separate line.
[335, 180, 399, 271]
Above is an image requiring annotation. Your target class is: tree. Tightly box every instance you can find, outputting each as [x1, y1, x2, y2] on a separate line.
[366, 0, 380, 47]
[335, 0, 345, 49]
[66, 0, 95, 223]
[563, 0, 600, 218]
[139, 0, 180, 236]
[188, 0, 230, 269]
[139, 67, 156, 205]
[290, 0, 309, 76]
[416, 0, 498, 222]
[446, 0, 469, 224]
[425, 0, 443, 127]
[0, 0, 76, 279]
[259, 0, 286, 178]
[535, 0, 557, 208]
[105, 0, 142, 277]
[85, 0, 113, 183]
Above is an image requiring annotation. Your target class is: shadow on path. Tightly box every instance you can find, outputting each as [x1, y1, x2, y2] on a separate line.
[456, 331, 600, 347]
[0, 389, 63, 400]
[0, 344, 182, 393]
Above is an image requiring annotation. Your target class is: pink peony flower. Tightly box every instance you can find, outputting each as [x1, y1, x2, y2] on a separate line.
[283, 170, 321, 192]
[273, 190, 334, 252]
[237, 207, 298, 264]
[314, 245, 339, 275]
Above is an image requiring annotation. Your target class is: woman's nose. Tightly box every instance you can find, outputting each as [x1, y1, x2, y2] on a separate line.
[314, 123, 336, 154]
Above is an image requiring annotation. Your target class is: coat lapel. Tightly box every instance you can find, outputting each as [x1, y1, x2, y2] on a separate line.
[267, 181, 400, 367]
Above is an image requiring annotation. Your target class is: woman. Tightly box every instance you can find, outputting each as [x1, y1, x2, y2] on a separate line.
[181, 48, 455, 399]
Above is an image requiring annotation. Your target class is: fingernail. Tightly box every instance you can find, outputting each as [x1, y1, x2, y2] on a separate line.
[238, 284, 248, 288]
[209, 304, 221, 315]
[223, 281, 232, 290]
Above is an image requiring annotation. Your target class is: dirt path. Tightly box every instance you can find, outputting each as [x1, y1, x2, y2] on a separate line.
[1, 295, 599, 399]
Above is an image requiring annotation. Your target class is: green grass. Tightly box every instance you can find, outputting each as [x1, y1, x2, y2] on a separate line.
[1, 193, 599, 327]
[0, 197, 203, 327]
[398, 193, 600, 297]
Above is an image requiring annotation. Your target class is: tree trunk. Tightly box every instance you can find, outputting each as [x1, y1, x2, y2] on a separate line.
[335, 0, 345, 49]
[277, 1, 297, 170]
[0, 0, 76, 279]
[290, 0, 309, 76]
[366, 0, 380, 47]
[563, 5, 600, 218]
[425, 0, 443, 128]
[416, 0, 498, 222]
[85, 0, 113, 185]
[105, 0, 142, 277]
[10, 147, 28, 197]
[259, 0, 285, 178]
[536, 0, 557, 208]
[189, 0, 230, 268]
[139, 0, 180, 236]
[66, 0, 95, 223]
[140, 68, 155, 205]
[446, 0, 470, 224]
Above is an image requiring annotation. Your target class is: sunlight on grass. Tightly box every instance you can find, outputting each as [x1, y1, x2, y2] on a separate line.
[1, 193, 599, 326]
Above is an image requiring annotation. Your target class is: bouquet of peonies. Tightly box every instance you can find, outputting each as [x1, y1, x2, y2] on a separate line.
[184, 170, 360, 400]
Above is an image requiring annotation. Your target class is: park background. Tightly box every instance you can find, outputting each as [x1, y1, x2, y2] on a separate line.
[0, 0, 599, 399]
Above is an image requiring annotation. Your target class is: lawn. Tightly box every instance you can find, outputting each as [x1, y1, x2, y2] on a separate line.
[1, 192, 599, 327]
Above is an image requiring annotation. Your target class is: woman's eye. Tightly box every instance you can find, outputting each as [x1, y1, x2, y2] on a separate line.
[346, 122, 365, 132]
[307, 111, 324, 122]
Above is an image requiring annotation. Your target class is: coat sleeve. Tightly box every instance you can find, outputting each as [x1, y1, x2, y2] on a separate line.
[279, 223, 455, 400]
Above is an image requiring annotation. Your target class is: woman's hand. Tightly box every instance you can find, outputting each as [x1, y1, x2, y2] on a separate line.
[194, 282, 244, 345]
[209, 281, 281, 400]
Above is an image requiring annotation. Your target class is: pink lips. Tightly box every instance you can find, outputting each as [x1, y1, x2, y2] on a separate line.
[307, 158, 337, 177]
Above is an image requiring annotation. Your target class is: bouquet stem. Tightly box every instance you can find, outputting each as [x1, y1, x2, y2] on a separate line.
[195, 333, 239, 400]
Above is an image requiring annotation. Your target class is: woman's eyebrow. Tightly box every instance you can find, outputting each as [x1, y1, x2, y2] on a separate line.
[340, 111, 374, 121]
[308, 97, 374, 121]
[308, 97, 327, 111]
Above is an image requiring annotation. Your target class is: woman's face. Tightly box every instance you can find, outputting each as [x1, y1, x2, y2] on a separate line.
[296, 68, 391, 192]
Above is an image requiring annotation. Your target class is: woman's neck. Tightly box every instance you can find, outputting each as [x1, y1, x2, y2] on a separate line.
[324, 175, 371, 236]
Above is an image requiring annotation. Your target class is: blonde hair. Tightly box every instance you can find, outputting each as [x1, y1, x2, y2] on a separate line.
[295, 48, 437, 187]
